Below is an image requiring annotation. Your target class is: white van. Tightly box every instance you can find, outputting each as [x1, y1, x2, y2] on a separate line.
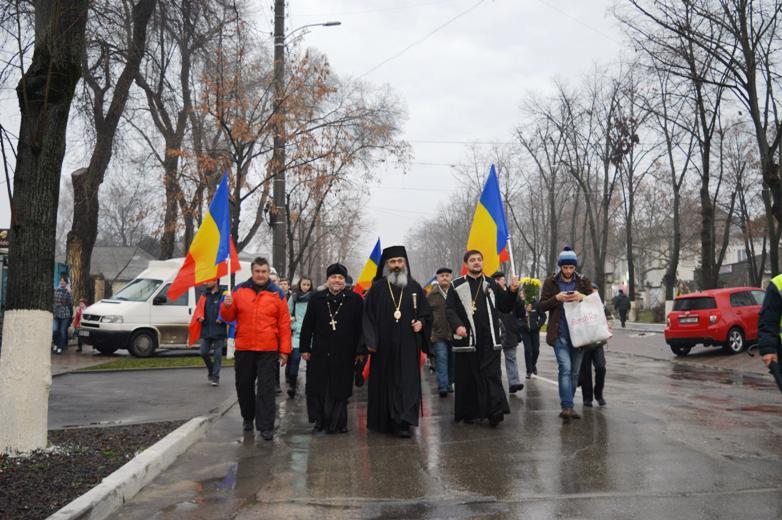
[79, 258, 252, 357]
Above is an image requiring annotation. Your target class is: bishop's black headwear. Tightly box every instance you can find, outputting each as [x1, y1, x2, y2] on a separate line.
[374, 245, 412, 281]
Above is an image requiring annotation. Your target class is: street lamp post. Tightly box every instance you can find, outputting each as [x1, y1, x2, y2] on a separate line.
[270, 1, 340, 276]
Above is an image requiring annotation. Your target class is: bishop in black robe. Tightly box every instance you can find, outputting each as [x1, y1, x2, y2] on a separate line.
[363, 246, 432, 437]
[299, 264, 365, 433]
[445, 250, 520, 426]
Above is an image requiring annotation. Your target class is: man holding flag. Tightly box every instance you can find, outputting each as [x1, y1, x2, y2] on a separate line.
[445, 165, 520, 426]
[221, 257, 291, 440]
[446, 251, 519, 426]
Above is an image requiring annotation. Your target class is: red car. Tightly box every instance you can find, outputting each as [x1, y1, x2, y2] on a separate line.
[664, 287, 766, 356]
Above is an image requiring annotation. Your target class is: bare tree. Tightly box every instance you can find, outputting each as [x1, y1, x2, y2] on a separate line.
[65, 0, 156, 303]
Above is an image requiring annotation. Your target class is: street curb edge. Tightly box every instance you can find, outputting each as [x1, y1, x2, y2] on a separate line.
[45, 397, 237, 520]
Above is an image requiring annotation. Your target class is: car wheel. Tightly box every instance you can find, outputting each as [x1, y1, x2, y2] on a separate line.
[129, 330, 157, 358]
[670, 345, 692, 357]
[94, 345, 119, 355]
[723, 327, 745, 354]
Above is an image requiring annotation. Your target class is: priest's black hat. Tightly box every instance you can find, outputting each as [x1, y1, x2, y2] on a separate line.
[374, 245, 411, 280]
[326, 263, 348, 278]
[491, 271, 505, 279]
[436, 267, 452, 275]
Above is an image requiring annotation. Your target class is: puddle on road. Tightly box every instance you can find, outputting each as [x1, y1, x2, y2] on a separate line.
[738, 404, 782, 413]
[668, 364, 777, 390]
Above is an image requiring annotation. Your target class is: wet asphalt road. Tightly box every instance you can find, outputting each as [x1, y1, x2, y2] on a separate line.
[106, 329, 782, 520]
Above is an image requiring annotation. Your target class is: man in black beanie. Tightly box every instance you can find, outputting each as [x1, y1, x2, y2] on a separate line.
[299, 263, 365, 433]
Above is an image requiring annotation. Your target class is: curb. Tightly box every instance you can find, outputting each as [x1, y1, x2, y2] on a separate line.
[46, 396, 237, 520]
[70, 364, 234, 375]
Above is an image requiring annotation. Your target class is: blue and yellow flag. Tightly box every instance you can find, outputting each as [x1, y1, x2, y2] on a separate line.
[464, 164, 509, 275]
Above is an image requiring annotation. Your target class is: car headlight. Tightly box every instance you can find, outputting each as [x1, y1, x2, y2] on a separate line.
[100, 315, 123, 324]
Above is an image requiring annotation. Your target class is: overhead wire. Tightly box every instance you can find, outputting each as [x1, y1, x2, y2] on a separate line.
[359, 0, 487, 78]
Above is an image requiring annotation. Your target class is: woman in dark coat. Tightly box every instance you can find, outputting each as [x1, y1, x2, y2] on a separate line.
[300, 263, 365, 433]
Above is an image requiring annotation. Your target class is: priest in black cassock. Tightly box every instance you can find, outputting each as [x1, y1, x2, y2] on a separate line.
[299, 263, 365, 433]
[446, 249, 520, 426]
[363, 245, 432, 438]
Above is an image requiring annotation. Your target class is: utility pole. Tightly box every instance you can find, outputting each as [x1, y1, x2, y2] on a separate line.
[271, 0, 287, 276]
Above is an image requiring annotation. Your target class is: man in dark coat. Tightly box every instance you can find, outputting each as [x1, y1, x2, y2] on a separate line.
[520, 297, 546, 379]
[491, 271, 525, 394]
[363, 245, 432, 438]
[612, 290, 630, 328]
[445, 250, 520, 427]
[300, 263, 365, 433]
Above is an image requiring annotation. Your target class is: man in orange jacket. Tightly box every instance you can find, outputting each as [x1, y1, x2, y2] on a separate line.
[221, 257, 291, 440]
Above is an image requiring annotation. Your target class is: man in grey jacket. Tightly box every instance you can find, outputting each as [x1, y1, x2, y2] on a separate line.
[427, 267, 454, 397]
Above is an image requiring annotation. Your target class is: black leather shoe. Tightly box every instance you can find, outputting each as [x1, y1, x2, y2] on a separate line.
[489, 412, 503, 427]
[439, 390, 448, 398]
[243, 420, 253, 432]
[313, 421, 323, 432]
[584, 401, 593, 407]
[261, 430, 274, 441]
[509, 384, 524, 393]
[597, 398, 607, 406]
[396, 426, 412, 438]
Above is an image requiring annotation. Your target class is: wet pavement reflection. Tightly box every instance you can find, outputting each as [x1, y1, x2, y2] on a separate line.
[114, 351, 782, 520]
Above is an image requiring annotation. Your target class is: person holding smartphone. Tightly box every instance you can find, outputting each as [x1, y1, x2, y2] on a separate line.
[539, 246, 593, 420]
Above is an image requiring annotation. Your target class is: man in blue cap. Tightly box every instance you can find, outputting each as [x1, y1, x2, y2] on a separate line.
[539, 246, 593, 420]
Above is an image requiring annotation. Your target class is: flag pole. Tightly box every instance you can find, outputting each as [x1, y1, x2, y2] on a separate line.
[507, 235, 517, 279]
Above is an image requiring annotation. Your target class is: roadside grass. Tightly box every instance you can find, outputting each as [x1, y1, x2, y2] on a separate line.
[636, 310, 657, 323]
[77, 355, 235, 371]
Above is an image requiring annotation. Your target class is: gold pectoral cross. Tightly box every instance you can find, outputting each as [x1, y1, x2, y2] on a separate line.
[472, 302, 477, 314]
[329, 319, 337, 331]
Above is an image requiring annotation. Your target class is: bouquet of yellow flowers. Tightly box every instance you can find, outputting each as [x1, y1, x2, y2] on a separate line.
[519, 277, 542, 305]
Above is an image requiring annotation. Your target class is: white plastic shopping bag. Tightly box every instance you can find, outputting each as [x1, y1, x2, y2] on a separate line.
[226, 337, 236, 360]
[563, 292, 612, 348]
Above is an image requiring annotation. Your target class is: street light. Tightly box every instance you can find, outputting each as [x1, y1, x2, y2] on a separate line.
[281, 21, 342, 44]
[271, 3, 340, 277]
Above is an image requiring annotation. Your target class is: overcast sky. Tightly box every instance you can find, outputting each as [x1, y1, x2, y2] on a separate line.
[279, 0, 624, 256]
[0, 0, 624, 262]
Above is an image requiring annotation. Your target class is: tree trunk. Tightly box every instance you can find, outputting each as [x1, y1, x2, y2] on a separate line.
[663, 184, 681, 300]
[0, 0, 90, 454]
[159, 153, 180, 259]
[547, 174, 558, 274]
[626, 187, 636, 300]
[65, 0, 156, 303]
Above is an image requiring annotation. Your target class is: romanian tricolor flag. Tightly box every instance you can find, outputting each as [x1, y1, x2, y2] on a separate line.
[168, 175, 240, 300]
[353, 238, 382, 295]
[464, 164, 510, 275]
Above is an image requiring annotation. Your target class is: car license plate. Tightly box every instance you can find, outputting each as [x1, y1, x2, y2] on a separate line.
[78, 329, 90, 337]
[679, 316, 698, 324]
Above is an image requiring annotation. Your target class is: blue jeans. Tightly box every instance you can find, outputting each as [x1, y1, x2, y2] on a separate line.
[285, 348, 302, 382]
[432, 341, 453, 392]
[199, 338, 224, 379]
[53, 317, 70, 350]
[503, 345, 520, 386]
[553, 336, 584, 409]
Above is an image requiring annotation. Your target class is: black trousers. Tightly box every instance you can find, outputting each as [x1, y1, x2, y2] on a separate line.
[235, 350, 278, 431]
[579, 346, 606, 402]
[619, 310, 628, 327]
[521, 330, 540, 375]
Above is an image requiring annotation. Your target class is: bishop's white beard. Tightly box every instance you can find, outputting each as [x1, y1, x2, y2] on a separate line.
[383, 266, 408, 288]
